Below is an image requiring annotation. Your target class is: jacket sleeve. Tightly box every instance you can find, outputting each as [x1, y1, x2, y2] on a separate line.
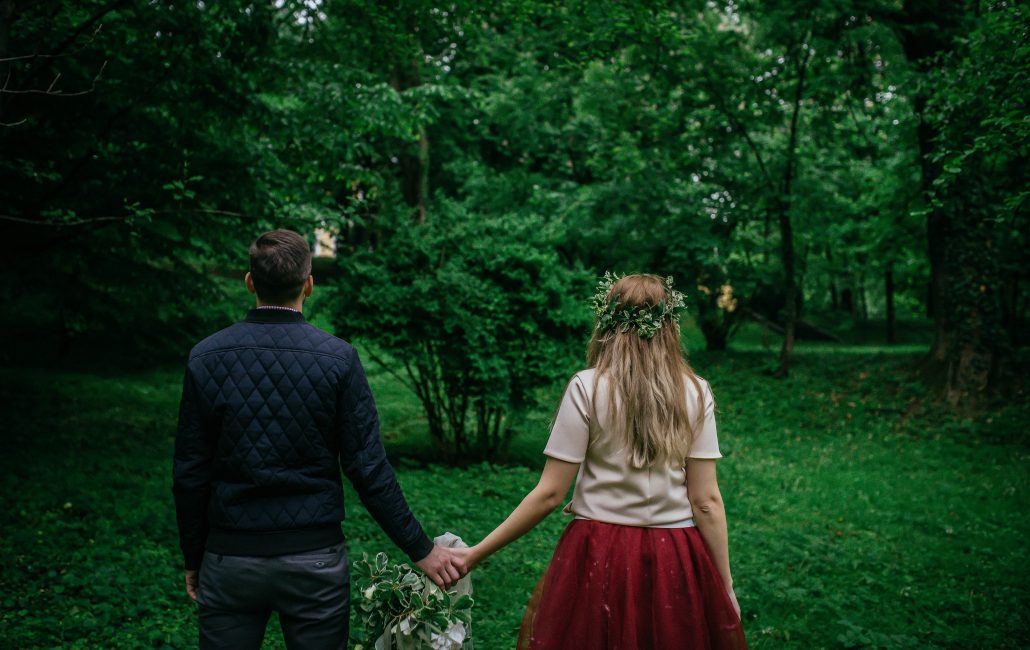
[338, 350, 434, 563]
[172, 364, 213, 571]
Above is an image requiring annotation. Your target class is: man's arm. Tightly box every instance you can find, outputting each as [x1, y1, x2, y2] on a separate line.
[338, 350, 462, 586]
[172, 365, 213, 580]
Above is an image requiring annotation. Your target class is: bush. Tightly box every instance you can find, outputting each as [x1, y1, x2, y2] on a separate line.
[334, 203, 590, 462]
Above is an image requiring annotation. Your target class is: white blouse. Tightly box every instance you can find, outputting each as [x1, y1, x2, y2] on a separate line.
[543, 368, 722, 527]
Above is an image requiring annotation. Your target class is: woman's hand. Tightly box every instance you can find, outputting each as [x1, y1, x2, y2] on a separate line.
[725, 585, 741, 620]
[450, 546, 478, 572]
[459, 458, 579, 571]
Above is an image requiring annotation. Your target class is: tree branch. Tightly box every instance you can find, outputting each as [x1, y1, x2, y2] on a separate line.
[782, 36, 815, 201]
[0, 22, 104, 62]
[0, 213, 123, 227]
[701, 66, 776, 193]
[0, 209, 258, 228]
[716, 101, 777, 193]
[0, 59, 106, 96]
[49, 0, 129, 61]
[364, 347, 418, 396]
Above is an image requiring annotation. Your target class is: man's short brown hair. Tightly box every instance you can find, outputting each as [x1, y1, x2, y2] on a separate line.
[249, 230, 312, 304]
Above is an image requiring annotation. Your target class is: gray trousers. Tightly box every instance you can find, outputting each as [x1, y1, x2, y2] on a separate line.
[196, 544, 349, 649]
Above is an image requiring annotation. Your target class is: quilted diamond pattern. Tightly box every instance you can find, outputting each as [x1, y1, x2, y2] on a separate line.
[172, 309, 433, 569]
[189, 318, 350, 531]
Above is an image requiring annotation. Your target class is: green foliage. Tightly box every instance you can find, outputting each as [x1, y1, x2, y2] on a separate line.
[352, 552, 473, 650]
[334, 202, 590, 460]
[3, 0, 1025, 376]
[919, 1, 1030, 361]
[0, 0, 315, 358]
[923, 3, 1030, 210]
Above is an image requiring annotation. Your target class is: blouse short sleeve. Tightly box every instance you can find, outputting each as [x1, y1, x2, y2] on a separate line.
[543, 374, 591, 463]
[688, 379, 722, 459]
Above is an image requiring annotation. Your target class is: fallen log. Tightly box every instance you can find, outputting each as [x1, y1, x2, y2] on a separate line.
[745, 308, 842, 342]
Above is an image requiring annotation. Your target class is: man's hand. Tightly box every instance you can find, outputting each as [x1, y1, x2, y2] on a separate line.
[184, 569, 200, 601]
[415, 545, 467, 590]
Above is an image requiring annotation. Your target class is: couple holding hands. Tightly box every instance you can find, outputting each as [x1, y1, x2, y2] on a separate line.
[173, 230, 746, 649]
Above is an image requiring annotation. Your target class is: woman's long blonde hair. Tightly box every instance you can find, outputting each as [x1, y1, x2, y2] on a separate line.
[586, 274, 706, 468]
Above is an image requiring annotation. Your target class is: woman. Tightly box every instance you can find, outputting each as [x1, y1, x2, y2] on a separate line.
[455, 273, 746, 649]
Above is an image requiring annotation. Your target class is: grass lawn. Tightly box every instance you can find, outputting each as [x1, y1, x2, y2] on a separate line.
[1, 341, 1028, 648]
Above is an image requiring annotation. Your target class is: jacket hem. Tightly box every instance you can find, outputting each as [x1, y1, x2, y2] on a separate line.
[205, 524, 344, 557]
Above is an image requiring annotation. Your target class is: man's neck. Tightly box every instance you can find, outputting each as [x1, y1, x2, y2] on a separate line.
[255, 300, 304, 313]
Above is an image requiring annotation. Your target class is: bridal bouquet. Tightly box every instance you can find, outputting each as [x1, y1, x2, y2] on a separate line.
[353, 533, 474, 650]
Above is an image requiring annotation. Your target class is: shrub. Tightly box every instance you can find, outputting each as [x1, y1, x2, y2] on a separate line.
[334, 203, 590, 461]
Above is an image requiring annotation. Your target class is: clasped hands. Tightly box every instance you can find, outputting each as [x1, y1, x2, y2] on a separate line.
[415, 544, 472, 591]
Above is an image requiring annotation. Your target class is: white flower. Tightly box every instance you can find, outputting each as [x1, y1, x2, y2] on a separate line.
[398, 618, 413, 635]
[429, 621, 467, 650]
[444, 621, 467, 643]
[363, 586, 375, 600]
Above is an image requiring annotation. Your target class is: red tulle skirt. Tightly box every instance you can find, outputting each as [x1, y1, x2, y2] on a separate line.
[518, 520, 748, 650]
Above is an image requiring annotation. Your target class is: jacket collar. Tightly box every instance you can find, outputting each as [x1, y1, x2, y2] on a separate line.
[244, 308, 306, 324]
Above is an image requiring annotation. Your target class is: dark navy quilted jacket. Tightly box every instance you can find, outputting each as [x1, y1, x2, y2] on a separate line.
[172, 308, 433, 570]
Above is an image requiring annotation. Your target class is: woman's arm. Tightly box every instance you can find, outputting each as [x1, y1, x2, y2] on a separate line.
[687, 457, 740, 615]
[461, 458, 580, 570]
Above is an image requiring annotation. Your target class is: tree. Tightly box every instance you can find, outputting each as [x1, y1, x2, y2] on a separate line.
[913, 2, 1029, 405]
[335, 203, 589, 460]
[0, 1, 304, 356]
[685, 1, 909, 367]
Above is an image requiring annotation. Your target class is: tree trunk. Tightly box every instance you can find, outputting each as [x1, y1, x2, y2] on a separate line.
[415, 128, 429, 223]
[775, 208, 798, 376]
[700, 318, 728, 351]
[1001, 276, 1025, 347]
[927, 181, 1004, 408]
[762, 211, 770, 264]
[917, 92, 950, 364]
[826, 247, 839, 310]
[389, 47, 428, 223]
[885, 265, 896, 344]
[892, 0, 962, 342]
[774, 42, 812, 378]
[895, 1, 1001, 406]
[840, 287, 854, 314]
[0, 0, 13, 125]
[0, 0, 11, 60]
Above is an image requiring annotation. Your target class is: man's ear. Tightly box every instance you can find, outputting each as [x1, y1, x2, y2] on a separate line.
[245, 272, 256, 295]
[302, 275, 314, 298]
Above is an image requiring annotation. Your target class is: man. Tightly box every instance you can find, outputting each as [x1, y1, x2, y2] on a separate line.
[172, 229, 464, 648]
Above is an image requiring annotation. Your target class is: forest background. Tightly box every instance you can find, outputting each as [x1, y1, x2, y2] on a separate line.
[0, 1, 1027, 648]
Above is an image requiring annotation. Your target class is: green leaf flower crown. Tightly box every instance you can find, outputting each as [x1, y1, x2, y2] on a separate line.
[591, 272, 686, 339]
